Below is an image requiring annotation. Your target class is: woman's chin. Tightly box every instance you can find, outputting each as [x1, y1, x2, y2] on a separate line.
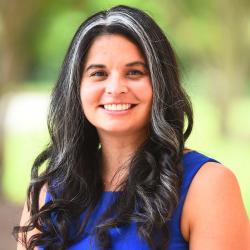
[97, 126, 137, 136]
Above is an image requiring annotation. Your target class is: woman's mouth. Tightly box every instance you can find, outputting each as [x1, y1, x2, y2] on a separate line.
[99, 103, 137, 112]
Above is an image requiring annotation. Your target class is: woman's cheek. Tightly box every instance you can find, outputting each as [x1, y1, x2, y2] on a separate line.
[81, 84, 103, 107]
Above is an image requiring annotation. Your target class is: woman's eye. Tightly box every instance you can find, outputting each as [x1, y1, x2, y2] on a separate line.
[127, 70, 143, 76]
[90, 71, 107, 77]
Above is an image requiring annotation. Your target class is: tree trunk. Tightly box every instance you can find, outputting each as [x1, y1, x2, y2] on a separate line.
[0, 0, 44, 198]
[214, 0, 249, 137]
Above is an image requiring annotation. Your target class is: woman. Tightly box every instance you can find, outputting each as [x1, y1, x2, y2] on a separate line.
[14, 5, 249, 250]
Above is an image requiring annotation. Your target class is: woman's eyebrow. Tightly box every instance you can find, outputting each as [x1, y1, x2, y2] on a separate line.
[85, 64, 106, 72]
[85, 61, 147, 72]
[125, 61, 147, 68]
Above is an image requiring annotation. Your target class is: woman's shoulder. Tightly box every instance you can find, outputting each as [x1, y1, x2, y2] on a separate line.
[17, 183, 48, 249]
[19, 183, 48, 228]
[181, 149, 221, 185]
[181, 160, 249, 248]
[184, 160, 239, 205]
[39, 183, 48, 207]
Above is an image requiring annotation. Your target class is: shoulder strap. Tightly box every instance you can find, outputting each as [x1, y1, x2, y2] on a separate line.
[168, 151, 221, 242]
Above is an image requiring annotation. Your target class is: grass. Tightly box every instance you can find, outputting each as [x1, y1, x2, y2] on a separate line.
[2, 91, 250, 218]
[3, 130, 49, 203]
[186, 95, 250, 216]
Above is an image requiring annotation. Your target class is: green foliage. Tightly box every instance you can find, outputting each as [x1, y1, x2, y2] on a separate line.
[3, 130, 49, 203]
[1, 0, 250, 217]
[33, 10, 86, 80]
[2, 88, 250, 217]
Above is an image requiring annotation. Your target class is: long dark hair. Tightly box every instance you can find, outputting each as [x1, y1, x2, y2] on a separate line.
[13, 5, 193, 250]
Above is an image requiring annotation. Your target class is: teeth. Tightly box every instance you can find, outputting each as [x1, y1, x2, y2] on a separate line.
[103, 104, 132, 111]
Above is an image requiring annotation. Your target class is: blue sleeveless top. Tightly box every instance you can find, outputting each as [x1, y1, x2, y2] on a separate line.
[38, 150, 220, 250]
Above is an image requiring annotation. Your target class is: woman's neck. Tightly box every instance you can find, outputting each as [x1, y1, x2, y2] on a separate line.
[98, 130, 192, 191]
[98, 131, 148, 191]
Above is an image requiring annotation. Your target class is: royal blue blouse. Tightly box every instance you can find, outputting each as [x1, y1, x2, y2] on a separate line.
[38, 150, 220, 249]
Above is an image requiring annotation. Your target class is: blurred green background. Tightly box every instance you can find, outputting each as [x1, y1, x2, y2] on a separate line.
[0, 0, 249, 219]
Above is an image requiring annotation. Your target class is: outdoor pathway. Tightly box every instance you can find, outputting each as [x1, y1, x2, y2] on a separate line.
[0, 198, 22, 250]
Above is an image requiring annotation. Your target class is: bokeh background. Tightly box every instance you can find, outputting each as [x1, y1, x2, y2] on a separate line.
[0, 0, 249, 249]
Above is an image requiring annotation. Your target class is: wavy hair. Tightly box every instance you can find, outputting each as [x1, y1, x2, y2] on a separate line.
[13, 5, 193, 250]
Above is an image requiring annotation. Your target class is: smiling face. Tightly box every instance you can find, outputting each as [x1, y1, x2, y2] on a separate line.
[80, 34, 153, 138]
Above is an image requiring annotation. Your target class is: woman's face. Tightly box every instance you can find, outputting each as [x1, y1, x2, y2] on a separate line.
[80, 34, 152, 137]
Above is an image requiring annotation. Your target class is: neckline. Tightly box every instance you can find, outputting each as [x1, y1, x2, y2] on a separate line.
[103, 150, 196, 193]
[183, 150, 195, 157]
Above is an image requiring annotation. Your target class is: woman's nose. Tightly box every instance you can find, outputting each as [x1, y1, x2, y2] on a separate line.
[105, 74, 128, 95]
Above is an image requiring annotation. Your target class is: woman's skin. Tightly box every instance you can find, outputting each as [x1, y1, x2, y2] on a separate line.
[17, 34, 250, 249]
[181, 161, 250, 249]
[80, 34, 250, 248]
[80, 34, 153, 190]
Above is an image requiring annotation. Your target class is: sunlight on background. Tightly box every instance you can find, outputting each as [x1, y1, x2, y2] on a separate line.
[0, 0, 249, 219]
[2, 93, 49, 202]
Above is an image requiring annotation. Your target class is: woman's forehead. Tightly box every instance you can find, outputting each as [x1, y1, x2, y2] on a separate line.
[84, 34, 146, 65]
